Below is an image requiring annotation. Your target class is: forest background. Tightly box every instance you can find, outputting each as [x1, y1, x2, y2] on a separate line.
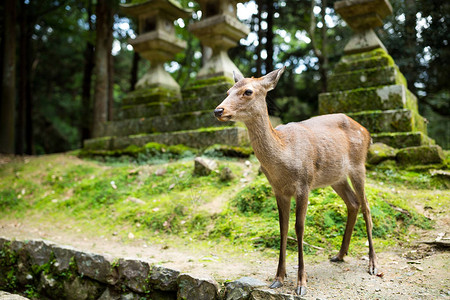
[0, 0, 448, 155]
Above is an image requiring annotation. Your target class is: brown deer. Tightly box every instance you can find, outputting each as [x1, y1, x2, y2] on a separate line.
[214, 67, 378, 296]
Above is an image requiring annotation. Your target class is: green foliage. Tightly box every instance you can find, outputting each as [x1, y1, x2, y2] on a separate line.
[231, 176, 276, 215]
[0, 153, 444, 263]
[79, 142, 197, 165]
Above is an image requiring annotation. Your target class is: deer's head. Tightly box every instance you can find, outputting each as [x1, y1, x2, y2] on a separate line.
[214, 67, 285, 123]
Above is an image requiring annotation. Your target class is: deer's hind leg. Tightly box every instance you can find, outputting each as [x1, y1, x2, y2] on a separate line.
[330, 180, 360, 262]
[350, 167, 379, 275]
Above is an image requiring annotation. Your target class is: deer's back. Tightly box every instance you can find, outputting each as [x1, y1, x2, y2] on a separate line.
[274, 113, 370, 189]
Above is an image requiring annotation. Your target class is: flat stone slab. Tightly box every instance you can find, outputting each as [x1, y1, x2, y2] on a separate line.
[371, 131, 433, 148]
[396, 145, 445, 165]
[347, 109, 426, 134]
[102, 110, 226, 137]
[328, 65, 406, 92]
[334, 50, 394, 73]
[319, 84, 418, 114]
[84, 126, 250, 150]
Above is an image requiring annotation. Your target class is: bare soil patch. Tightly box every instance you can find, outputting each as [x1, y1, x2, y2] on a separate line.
[1, 217, 448, 299]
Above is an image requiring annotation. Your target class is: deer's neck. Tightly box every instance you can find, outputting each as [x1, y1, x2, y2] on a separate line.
[244, 114, 284, 166]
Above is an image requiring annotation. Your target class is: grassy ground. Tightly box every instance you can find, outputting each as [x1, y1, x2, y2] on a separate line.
[1, 148, 448, 264]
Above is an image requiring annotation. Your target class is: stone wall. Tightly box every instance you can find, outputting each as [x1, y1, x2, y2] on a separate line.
[0, 237, 301, 300]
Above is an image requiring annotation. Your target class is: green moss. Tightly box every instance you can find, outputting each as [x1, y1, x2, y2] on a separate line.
[204, 144, 253, 158]
[122, 86, 181, 106]
[396, 145, 445, 165]
[335, 52, 394, 73]
[367, 143, 397, 165]
[371, 132, 433, 148]
[347, 109, 419, 133]
[185, 76, 234, 89]
[328, 66, 403, 92]
[79, 141, 197, 163]
[319, 85, 407, 114]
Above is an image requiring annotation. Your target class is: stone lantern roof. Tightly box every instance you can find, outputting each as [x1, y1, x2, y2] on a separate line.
[120, 0, 191, 19]
[335, 0, 393, 30]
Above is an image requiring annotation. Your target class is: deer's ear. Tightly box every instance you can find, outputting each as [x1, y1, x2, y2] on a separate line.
[233, 70, 244, 83]
[261, 66, 286, 91]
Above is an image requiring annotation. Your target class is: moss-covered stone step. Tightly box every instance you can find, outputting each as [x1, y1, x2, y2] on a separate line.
[169, 93, 225, 115]
[328, 66, 407, 92]
[84, 126, 250, 150]
[122, 87, 181, 106]
[396, 145, 445, 165]
[338, 48, 390, 63]
[334, 52, 394, 74]
[118, 101, 172, 119]
[102, 110, 228, 137]
[371, 132, 434, 148]
[117, 93, 226, 120]
[319, 85, 418, 114]
[182, 81, 232, 101]
[347, 109, 426, 134]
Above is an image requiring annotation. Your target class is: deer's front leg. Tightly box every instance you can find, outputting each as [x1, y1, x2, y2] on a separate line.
[269, 194, 291, 289]
[294, 191, 309, 296]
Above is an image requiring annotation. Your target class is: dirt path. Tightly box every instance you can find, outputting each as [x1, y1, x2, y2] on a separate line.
[1, 217, 449, 300]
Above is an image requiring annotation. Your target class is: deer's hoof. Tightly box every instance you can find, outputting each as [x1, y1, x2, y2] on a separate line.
[330, 255, 344, 262]
[269, 280, 283, 289]
[295, 286, 307, 296]
[369, 265, 378, 275]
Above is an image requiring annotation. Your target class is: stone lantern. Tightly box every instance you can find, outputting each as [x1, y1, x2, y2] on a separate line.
[121, 0, 191, 91]
[335, 0, 392, 54]
[189, 0, 250, 79]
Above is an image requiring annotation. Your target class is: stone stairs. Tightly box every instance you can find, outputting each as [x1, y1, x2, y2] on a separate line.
[319, 48, 444, 165]
[319, 48, 434, 148]
[84, 77, 249, 151]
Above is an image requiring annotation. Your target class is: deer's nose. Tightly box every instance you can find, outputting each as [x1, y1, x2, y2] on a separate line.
[214, 108, 224, 118]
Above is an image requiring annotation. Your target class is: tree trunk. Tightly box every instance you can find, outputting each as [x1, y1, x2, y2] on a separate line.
[265, 0, 274, 73]
[81, 0, 95, 142]
[0, 0, 16, 154]
[108, 53, 114, 121]
[404, 0, 417, 93]
[17, 0, 27, 155]
[319, 0, 328, 92]
[255, 0, 263, 77]
[92, 0, 114, 138]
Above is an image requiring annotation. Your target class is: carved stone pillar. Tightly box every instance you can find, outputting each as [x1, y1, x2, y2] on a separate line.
[121, 0, 191, 91]
[189, 0, 250, 79]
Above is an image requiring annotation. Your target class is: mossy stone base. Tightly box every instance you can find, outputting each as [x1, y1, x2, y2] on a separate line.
[319, 84, 418, 114]
[371, 132, 434, 148]
[103, 110, 228, 137]
[122, 87, 181, 106]
[84, 127, 249, 150]
[347, 109, 426, 134]
[396, 145, 445, 165]
[318, 48, 443, 168]
[328, 66, 406, 92]
[84, 76, 249, 152]
[367, 143, 397, 165]
[334, 50, 394, 73]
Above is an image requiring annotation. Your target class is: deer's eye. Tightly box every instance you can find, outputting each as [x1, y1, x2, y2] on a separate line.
[244, 89, 253, 96]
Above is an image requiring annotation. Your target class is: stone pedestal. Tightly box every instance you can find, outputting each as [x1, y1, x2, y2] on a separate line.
[82, 0, 252, 152]
[319, 0, 444, 166]
[189, 0, 249, 79]
[121, 0, 191, 92]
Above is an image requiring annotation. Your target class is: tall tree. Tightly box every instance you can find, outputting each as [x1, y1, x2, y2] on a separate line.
[0, 0, 16, 154]
[92, 0, 115, 137]
[81, 0, 95, 142]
